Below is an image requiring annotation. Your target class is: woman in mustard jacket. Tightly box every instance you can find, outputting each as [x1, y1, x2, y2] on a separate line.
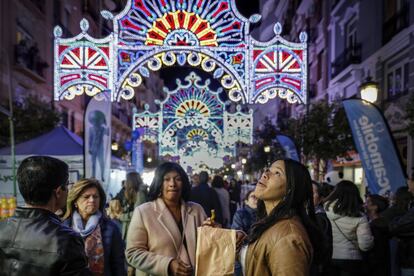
[241, 158, 325, 276]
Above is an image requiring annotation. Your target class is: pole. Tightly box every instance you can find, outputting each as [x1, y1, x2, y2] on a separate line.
[2, 48, 16, 197]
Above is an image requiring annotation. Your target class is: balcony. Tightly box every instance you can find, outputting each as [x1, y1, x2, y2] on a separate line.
[14, 42, 48, 82]
[331, 43, 361, 78]
[383, 5, 410, 44]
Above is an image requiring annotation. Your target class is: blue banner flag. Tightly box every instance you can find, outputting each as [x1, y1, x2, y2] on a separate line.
[343, 99, 406, 194]
[275, 134, 300, 162]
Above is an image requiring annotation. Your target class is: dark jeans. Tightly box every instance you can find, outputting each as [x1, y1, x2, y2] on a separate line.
[329, 259, 366, 276]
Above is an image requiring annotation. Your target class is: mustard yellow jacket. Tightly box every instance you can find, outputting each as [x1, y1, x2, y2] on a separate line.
[245, 216, 313, 276]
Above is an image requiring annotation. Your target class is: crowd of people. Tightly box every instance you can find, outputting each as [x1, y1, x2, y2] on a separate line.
[0, 155, 414, 276]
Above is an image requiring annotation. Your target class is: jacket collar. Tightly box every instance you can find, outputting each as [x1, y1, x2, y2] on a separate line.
[15, 207, 61, 221]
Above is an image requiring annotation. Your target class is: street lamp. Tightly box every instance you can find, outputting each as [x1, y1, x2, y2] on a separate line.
[111, 142, 119, 151]
[147, 157, 152, 163]
[231, 164, 236, 169]
[359, 76, 379, 103]
[264, 145, 271, 153]
[241, 158, 247, 164]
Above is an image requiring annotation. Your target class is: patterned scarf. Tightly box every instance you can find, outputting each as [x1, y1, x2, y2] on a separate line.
[72, 211, 105, 275]
[85, 224, 105, 275]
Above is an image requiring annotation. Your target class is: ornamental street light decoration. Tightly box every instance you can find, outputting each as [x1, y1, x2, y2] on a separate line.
[53, 0, 308, 106]
[133, 71, 253, 172]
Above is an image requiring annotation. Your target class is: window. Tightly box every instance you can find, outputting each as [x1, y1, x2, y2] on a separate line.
[317, 52, 323, 81]
[387, 62, 409, 99]
[345, 17, 357, 51]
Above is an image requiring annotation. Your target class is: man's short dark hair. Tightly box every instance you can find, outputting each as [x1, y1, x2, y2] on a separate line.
[17, 156, 69, 205]
[199, 171, 209, 185]
[368, 194, 389, 213]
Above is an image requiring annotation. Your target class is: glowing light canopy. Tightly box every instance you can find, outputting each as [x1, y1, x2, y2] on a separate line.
[54, 0, 308, 105]
[133, 72, 253, 171]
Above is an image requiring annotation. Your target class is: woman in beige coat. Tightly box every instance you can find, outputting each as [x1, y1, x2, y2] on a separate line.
[126, 162, 207, 276]
[241, 158, 325, 276]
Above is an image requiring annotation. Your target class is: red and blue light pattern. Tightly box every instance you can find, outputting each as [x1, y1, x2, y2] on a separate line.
[117, 0, 246, 47]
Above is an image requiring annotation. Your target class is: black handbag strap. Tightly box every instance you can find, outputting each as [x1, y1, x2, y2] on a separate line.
[332, 219, 359, 249]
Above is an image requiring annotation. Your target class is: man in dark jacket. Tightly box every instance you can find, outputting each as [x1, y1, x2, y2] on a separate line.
[0, 156, 90, 276]
[189, 171, 223, 224]
[389, 176, 414, 276]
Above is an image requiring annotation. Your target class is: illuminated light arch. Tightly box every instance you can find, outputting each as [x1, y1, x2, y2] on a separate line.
[54, 0, 308, 105]
[251, 23, 308, 104]
[115, 48, 246, 102]
[54, 19, 113, 101]
[133, 72, 253, 171]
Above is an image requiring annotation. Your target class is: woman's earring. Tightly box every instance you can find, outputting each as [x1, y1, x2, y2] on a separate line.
[74, 203, 78, 208]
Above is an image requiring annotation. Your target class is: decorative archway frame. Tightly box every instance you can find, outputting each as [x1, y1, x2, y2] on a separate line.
[54, 0, 308, 105]
[54, 19, 114, 101]
[133, 71, 253, 169]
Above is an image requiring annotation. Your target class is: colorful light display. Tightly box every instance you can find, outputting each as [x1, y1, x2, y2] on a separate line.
[54, 0, 308, 105]
[133, 72, 253, 171]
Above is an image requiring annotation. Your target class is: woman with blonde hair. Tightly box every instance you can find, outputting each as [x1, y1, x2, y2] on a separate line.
[63, 178, 126, 276]
[107, 199, 122, 230]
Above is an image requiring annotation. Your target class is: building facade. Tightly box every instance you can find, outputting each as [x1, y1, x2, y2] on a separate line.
[257, 0, 414, 182]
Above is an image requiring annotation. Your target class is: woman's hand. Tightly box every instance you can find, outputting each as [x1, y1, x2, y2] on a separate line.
[202, 217, 221, 228]
[168, 259, 192, 276]
[236, 230, 247, 251]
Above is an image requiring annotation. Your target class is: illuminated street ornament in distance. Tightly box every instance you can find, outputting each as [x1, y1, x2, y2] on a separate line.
[133, 72, 253, 171]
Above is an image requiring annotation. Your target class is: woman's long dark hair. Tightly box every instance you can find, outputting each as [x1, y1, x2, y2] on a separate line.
[247, 158, 325, 264]
[324, 180, 363, 217]
[148, 162, 191, 201]
[124, 172, 144, 205]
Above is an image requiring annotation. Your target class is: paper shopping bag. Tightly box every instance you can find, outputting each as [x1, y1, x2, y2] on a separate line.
[195, 226, 236, 276]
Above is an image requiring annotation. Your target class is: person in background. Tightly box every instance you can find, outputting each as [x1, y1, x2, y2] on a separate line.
[107, 199, 123, 231]
[190, 173, 199, 188]
[382, 186, 413, 223]
[365, 194, 390, 276]
[390, 175, 414, 276]
[231, 189, 258, 276]
[324, 180, 374, 276]
[114, 180, 126, 202]
[0, 156, 90, 275]
[189, 171, 223, 225]
[240, 180, 256, 207]
[229, 178, 241, 219]
[319, 182, 335, 201]
[383, 186, 413, 276]
[232, 189, 258, 234]
[120, 172, 148, 240]
[312, 181, 333, 276]
[126, 162, 210, 276]
[64, 179, 126, 276]
[211, 175, 231, 227]
[241, 158, 325, 276]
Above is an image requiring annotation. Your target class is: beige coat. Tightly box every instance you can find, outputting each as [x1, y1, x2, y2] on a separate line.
[245, 216, 313, 276]
[126, 198, 207, 276]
